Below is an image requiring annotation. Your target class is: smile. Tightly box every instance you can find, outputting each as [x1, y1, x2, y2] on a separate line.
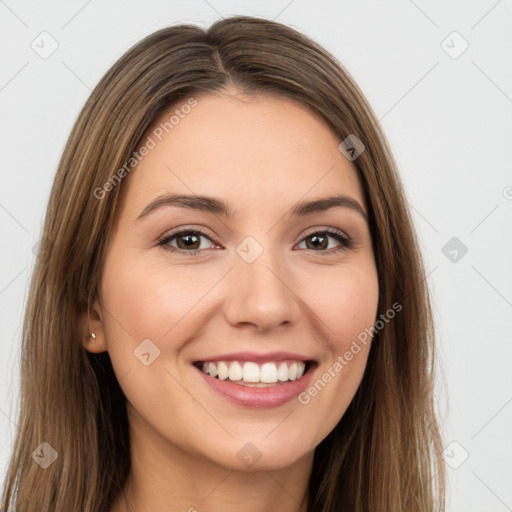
[197, 359, 307, 386]
[192, 354, 317, 408]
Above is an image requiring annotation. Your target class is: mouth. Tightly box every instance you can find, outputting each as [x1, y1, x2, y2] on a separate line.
[192, 356, 318, 408]
[192, 359, 316, 387]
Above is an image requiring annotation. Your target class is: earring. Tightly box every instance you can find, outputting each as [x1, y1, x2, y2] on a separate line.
[88, 332, 96, 343]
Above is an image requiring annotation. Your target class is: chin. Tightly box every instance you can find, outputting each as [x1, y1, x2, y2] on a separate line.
[200, 433, 316, 473]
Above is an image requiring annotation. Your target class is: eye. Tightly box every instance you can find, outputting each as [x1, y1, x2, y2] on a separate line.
[157, 229, 216, 255]
[296, 228, 354, 254]
[157, 227, 354, 256]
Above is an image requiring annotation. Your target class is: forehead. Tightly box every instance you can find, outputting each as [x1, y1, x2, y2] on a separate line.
[119, 91, 365, 220]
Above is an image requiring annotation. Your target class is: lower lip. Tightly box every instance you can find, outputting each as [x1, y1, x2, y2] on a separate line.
[194, 364, 315, 408]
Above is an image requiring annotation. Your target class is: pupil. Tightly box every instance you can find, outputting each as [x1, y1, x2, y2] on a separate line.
[308, 234, 327, 250]
[179, 232, 199, 250]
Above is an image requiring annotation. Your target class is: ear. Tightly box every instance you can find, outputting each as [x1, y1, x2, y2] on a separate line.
[78, 294, 108, 354]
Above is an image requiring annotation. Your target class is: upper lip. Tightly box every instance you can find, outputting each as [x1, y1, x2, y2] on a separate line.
[193, 351, 315, 364]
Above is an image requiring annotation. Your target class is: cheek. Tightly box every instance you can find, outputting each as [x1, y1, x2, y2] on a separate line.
[101, 254, 210, 349]
[99, 255, 207, 437]
[305, 261, 379, 354]
[332, 279, 379, 351]
[302, 264, 379, 390]
[297, 264, 378, 423]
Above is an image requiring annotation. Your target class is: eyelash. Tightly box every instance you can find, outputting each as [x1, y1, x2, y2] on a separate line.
[157, 227, 354, 256]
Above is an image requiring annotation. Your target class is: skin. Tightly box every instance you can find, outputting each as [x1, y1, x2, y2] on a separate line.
[80, 87, 379, 512]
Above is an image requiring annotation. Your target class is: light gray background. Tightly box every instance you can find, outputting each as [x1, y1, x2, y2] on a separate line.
[1, 1, 511, 511]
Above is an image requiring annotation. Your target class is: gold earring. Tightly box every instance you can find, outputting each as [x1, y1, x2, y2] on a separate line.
[88, 332, 96, 343]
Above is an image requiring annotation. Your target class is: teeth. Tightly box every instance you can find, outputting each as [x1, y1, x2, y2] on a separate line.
[228, 361, 243, 381]
[217, 361, 229, 380]
[288, 362, 297, 380]
[198, 360, 307, 384]
[242, 362, 260, 383]
[208, 362, 218, 378]
[260, 362, 278, 383]
[278, 362, 288, 382]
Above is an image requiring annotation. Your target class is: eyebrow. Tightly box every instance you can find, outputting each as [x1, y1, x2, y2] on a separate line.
[136, 193, 368, 222]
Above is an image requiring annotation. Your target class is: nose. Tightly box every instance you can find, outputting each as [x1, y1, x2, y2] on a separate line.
[222, 248, 302, 333]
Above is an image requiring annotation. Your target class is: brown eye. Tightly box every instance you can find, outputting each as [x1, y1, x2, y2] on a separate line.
[158, 228, 353, 256]
[297, 229, 353, 253]
[174, 232, 201, 250]
[158, 230, 216, 255]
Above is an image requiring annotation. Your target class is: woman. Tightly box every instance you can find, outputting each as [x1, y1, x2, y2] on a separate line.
[1, 15, 446, 512]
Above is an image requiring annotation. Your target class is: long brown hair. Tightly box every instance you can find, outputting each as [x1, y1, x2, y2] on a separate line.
[1, 15, 446, 512]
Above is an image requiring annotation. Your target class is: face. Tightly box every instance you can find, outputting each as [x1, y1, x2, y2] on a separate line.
[82, 89, 379, 472]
